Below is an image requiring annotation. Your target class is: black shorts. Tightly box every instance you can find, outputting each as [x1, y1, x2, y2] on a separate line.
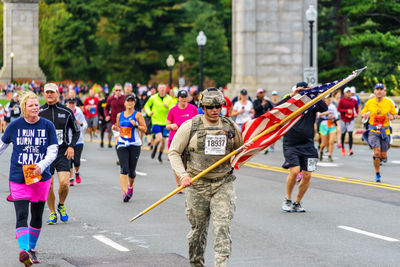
[282, 143, 318, 172]
[50, 147, 71, 175]
[100, 120, 111, 133]
[71, 144, 84, 168]
[4, 116, 10, 123]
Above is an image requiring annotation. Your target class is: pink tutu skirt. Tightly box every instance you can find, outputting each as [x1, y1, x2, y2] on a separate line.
[9, 179, 51, 202]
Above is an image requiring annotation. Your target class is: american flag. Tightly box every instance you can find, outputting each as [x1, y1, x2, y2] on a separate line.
[231, 80, 341, 169]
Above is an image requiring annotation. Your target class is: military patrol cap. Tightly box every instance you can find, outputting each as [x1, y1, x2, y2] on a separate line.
[199, 87, 226, 106]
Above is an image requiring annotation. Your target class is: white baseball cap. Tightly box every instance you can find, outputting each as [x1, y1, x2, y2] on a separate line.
[44, 83, 59, 93]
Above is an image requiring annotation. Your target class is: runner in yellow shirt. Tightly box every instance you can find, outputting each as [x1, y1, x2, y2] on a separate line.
[361, 83, 398, 182]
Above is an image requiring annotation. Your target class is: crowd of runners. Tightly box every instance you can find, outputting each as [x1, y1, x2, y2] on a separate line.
[0, 80, 399, 266]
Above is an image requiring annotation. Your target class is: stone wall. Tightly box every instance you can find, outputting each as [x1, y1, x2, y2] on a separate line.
[230, 0, 317, 98]
[0, 0, 46, 83]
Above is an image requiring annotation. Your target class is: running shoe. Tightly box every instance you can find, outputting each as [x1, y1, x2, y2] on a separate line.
[269, 146, 274, 152]
[57, 204, 69, 222]
[319, 151, 323, 161]
[127, 187, 133, 199]
[375, 173, 381, 183]
[6, 194, 13, 202]
[69, 178, 74, 186]
[75, 173, 82, 184]
[28, 249, 39, 264]
[123, 194, 130, 202]
[19, 250, 33, 267]
[47, 212, 57, 225]
[292, 202, 306, 212]
[100, 142, 104, 148]
[263, 148, 269, 155]
[157, 157, 163, 164]
[282, 198, 292, 212]
[151, 147, 158, 159]
[108, 143, 112, 148]
[341, 148, 346, 156]
[348, 149, 354, 156]
[328, 155, 333, 162]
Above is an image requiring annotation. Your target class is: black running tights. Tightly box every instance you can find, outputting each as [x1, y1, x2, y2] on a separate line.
[116, 145, 141, 178]
[341, 132, 353, 149]
[14, 200, 45, 229]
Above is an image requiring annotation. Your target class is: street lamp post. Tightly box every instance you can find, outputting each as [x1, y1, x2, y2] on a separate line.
[306, 5, 317, 67]
[166, 54, 175, 89]
[196, 31, 207, 91]
[10, 52, 14, 83]
[178, 54, 184, 88]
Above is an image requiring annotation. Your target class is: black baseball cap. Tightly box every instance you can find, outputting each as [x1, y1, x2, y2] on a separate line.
[177, 90, 188, 98]
[296, 82, 308, 88]
[65, 98, 77, 103]
[125, 93, 137, 101]
[240, 89, 248, 95]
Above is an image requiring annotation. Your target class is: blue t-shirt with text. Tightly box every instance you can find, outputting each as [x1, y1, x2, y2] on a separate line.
[1, 117, 58, 184]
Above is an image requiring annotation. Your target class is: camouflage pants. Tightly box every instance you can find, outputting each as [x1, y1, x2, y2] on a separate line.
[185, 176, 236, 267]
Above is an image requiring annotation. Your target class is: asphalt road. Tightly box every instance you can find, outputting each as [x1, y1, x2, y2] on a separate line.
[0, 136, 399, 267]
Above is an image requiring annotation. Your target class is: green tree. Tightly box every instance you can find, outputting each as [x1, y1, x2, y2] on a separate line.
[180, 11, 231, 87]
[318, 0, 400, 94]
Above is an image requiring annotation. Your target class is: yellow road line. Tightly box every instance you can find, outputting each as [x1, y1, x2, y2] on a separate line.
[83, 139, 399, 191]
[244, 162, 400, 192]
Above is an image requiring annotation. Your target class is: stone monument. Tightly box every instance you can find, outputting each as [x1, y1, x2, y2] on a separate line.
[230, 0, 317, 96]
[0, 0, 46, 84]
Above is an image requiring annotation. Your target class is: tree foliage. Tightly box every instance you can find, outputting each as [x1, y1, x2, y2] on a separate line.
[35, 0, 232, 86]
[318, 0, 400, 94]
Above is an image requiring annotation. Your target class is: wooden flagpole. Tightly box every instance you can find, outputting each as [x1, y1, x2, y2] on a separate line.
[129, 67, 366, 223]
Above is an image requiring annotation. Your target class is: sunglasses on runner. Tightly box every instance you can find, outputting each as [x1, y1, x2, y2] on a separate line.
[204, 105, 222, 110]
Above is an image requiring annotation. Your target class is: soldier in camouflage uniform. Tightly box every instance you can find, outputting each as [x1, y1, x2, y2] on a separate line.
[169, 88, 243, 267]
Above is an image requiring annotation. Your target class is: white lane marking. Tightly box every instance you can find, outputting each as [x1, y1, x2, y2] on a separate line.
[317, 162, 341, 167]
[81, 158, 87, 162]
[136, 171, 147, 176]
[93, 234, 130, 251]
[391, 160, 400, 164]
[338, 225, 399, 242]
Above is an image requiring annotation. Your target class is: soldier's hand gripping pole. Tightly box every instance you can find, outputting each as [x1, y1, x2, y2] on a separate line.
[129, 67, 366, 223]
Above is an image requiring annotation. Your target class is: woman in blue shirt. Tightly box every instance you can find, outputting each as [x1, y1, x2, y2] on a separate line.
[112, 94, 146, 202]
[0, 91, 58, 265]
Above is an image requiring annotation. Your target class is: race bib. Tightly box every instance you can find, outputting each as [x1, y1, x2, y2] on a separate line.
[373, 115, 385, 127]
[120, 127, 132, 139]
[56, 129, 63, 145]
[90, 107, 96, 114]
[205, 135, 227, 155]
[14, 107, 20, 114]
[307, 158, 318, 172]
[22, 164, 42, 185]
[327, 120, 334, 128]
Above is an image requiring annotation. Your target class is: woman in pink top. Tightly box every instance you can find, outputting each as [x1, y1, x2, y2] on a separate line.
[166, 90, 198, 192]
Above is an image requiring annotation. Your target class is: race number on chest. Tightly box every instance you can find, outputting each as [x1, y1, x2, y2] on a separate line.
[205, 135, 227, 155]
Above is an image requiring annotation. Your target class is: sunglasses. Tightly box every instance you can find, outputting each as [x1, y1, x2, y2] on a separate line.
[205, 105, 222, 110]
[374, 87, 385, 91]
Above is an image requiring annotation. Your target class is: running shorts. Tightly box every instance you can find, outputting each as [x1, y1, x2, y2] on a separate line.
[87, 116, 98, 128]
[319, 124, 336, 136]
[50, 147, 72, 175]
[151, 124, 169, 138]
[368, 131, 390, 152]
[340, 120, 355, 134]
[282, 143, 318, 172]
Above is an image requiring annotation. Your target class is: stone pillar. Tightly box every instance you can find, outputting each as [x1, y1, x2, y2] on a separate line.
[0, 0, 46, 84]
[230, 0, 317, 97]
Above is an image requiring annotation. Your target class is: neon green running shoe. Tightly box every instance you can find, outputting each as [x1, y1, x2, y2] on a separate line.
[47, 212, 57, 225]
[57, 204, 69, 222]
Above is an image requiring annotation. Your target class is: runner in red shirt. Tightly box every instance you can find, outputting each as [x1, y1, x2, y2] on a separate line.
[220, 87, 233, 117]
[83, 88, 99, 141]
